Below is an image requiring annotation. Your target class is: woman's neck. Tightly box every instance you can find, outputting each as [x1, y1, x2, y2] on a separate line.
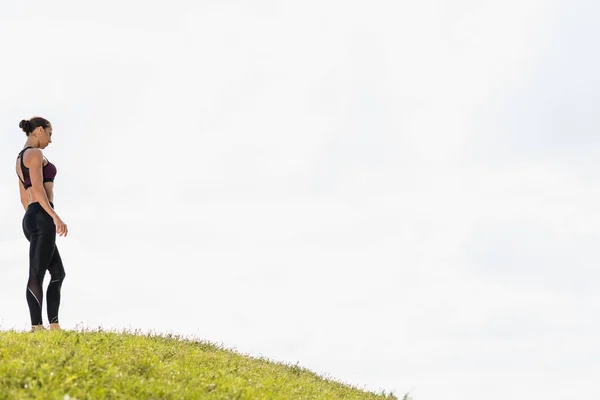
[24, 138, 40, 149]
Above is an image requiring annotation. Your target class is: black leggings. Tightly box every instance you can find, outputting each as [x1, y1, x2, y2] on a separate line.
[22, 202, 66, 326]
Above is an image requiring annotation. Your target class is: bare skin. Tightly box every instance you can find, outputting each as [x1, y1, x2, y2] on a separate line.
[17, 124, 68, 332]
[31, 324, 61, 332]
[31, 325, 46, 332]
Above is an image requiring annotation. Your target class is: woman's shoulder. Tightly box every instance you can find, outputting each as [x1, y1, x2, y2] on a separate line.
[21, 147, 44, 163]
[22, 147, 43, 155]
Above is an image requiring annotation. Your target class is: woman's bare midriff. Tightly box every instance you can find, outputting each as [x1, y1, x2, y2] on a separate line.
[26, 182, 54, 205]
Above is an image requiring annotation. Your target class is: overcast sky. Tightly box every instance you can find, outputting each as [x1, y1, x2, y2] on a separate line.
[1, 1, 599, 399]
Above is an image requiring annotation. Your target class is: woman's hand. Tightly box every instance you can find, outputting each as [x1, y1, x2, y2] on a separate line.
[53, 215, 68, 237]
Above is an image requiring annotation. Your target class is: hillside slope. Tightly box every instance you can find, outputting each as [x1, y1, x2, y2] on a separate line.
[0, 329, 399, 399]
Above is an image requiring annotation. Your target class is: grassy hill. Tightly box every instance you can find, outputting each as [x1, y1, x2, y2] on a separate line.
[0, 328, 401, 399]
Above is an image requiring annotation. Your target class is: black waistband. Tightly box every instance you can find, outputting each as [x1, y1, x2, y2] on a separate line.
[27, 201, 54, 210]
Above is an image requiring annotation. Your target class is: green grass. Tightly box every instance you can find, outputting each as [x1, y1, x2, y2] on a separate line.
[0, 327, 401, 400]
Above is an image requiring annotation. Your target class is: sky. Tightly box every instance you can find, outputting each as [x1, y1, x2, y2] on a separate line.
[1, 1, 599, 399]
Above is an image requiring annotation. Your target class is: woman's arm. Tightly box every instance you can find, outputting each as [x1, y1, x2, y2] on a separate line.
[27, 148, 58, 219]
[27, 149, 68, 237]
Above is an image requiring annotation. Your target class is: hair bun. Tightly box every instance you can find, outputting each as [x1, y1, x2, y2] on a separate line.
[19, 119, 31, 133]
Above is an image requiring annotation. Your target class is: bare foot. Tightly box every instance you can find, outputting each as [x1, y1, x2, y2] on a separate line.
[31, 325, 46, 332]
[49, 323, 61, 331]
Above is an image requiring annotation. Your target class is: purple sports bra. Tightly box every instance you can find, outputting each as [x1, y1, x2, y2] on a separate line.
[16, 146, 57, 189]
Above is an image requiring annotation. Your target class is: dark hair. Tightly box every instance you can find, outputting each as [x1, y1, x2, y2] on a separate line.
[19, 117, 51, 136]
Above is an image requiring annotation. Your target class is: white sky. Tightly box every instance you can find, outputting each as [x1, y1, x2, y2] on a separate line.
[1, 1, 599, 399]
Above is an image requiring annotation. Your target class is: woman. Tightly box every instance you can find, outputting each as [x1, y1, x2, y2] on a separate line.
[16, 117, 68, 332]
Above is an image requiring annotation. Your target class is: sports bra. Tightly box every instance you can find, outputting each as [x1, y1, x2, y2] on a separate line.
[16, 146, 57, 189]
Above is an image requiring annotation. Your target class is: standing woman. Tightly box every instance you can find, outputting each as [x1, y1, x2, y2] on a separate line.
[16, 117, 68, 332]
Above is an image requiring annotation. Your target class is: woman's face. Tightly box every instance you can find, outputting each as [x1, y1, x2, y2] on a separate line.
[34, 125, 53, 148]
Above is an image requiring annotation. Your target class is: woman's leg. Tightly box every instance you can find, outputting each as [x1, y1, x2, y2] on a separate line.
[23, 205, 57, 329]
[25, 265, 45, 328]
[47, 245, 66, 329]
